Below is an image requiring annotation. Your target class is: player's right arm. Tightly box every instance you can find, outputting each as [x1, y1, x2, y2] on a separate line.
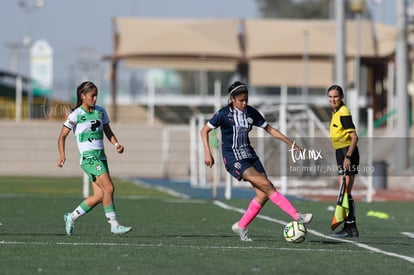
[57, 126, 71, 167]
[200, 124, 214, 168]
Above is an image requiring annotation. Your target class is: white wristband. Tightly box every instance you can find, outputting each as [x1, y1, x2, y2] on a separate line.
[114, 143, 119, 147]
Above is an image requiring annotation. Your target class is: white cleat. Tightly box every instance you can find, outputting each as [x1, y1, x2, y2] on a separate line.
[297, 213, 313, 224]
[111, 225, 132, 235]
[232, 222, 252, 241]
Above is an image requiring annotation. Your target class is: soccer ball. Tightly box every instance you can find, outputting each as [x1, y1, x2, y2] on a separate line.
[283, 221, 307, 243]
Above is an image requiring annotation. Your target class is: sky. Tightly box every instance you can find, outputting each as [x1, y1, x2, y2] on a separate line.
[0, 0, 397, 100]
[0, 0, 259, 99]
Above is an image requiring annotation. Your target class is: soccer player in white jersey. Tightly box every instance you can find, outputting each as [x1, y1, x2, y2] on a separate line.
[200, 81, 313, 241]
[57, 81, 131, 235]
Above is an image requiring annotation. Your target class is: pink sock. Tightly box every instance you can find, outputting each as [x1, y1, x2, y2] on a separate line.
[238, 199, 262, 228]
[269, 192, 298, 220]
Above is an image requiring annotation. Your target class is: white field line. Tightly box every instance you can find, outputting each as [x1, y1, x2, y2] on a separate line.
[130, 181, 190, 199]
[213, 200, 414, 264]
[1, 196, 413, 261]
[0, 240, 369, 253]
[401, 232, 414, 239]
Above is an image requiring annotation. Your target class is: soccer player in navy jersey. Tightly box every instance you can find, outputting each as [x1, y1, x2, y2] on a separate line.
[200, 81, 313, 241]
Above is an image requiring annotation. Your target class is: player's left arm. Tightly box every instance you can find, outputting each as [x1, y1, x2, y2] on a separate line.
[264, 124, 301, 151]
[340, 114, 358, 157]
[346, 131, 358, 156]
[343, 131, 358, 170]
[103, 123, 124, 153]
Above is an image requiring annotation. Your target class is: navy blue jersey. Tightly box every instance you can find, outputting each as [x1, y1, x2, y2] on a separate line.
[207, 105, 268, 164]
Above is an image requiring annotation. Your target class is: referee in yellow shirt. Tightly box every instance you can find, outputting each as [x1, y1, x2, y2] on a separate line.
[327, 84, 360, 238]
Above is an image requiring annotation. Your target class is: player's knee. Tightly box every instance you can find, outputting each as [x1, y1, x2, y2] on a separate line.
[104, 184, 114, 194]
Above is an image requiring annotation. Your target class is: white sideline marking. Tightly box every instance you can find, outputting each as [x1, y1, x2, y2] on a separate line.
[1, 198, 414, 263]
[130, 181, 190, 199]
[213, 200, 414, 264]
[0, 241, 369, 253]
[401, 232, 414, 239]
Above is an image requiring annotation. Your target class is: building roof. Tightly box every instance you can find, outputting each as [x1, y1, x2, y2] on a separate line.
[111, 17, 396, 88]
[115, 17, 240, 71]
[246, 19, 396, 58]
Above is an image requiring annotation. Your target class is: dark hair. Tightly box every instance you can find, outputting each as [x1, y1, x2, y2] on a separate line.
[327, 84, 344, 98]
[72, 81, 98, 111]
[228, 81, 248, 95]
[227, 81, 248, 106]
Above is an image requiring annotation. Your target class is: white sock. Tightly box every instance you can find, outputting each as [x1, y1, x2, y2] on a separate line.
[71, 206, 86, 221]
[105, 212, 119, 228]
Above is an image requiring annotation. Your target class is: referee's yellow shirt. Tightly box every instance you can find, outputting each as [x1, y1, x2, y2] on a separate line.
[329, 104, 356, 149]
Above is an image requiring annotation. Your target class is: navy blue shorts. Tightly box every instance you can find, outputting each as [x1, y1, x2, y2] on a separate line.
[225, 157, 266, 181]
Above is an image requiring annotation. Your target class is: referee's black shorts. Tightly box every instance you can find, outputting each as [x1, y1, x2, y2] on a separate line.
[335, 146, 360, 175]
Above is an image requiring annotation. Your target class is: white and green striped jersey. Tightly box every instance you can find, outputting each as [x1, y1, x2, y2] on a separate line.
[63, 105, 109, 163]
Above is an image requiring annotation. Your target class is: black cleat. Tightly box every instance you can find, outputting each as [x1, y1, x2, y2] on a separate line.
[332, 221, 359, 238]
[332, 229, 353, 238]
[350, 226, 359, 237]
